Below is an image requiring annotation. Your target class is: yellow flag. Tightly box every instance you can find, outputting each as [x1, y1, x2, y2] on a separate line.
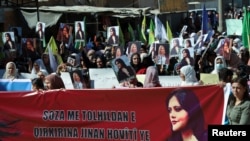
[141, 15, 147, 42]
[166, 21, 173, 42]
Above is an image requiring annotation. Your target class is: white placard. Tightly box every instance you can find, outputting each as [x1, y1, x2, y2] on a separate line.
[61, 72, 74, 89]
[89, 68, 119, 89]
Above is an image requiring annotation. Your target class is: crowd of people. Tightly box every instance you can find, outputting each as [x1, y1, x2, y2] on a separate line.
[0, 7, 250, 127]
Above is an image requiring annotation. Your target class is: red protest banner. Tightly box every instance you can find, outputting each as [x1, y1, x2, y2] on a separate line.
[0, 85, 224, 141]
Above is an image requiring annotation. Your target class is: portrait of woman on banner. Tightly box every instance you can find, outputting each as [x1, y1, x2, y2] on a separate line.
[111, 55, 136, 83]
[107, 26, 119, 45]
[166, 88, 207, 141]
[154, 43, 169, 65]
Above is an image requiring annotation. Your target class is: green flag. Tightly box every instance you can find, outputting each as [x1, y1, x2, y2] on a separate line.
[148, 19, 155, 45]
[242, 7, 250, 49]
[117, 19, 125, 47]
[128, 23, 135, 41]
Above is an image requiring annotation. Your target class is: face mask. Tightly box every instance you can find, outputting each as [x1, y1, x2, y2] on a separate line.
[216, 64, 224, 70]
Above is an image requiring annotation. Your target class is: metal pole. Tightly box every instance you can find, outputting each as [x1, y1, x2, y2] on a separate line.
[36, 0, 39, 21]
[217, 0, 223, 32]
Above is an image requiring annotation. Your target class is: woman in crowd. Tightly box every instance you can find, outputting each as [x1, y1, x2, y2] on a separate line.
[143, 66, 162, 88]
[166, 88, 207, 141]
[226, 77, 250, 125]
[95, 54, 107, 68]
[29, 59, 48, 77]
[41, 53, 54, 74]
[2, 61, 19, 79]
[130, 53, 144, 74]
[44, 74, 65, 90]
[31, 77, 45, 91]
[179, 65, 201, 86]
[211, 55, 227, 74]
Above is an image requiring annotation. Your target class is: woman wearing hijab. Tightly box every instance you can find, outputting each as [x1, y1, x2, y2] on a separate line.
[2, 61, 19, 79]
[211, 55, 227, 74]
[179, 65, 201, 86]
[143, 66, 162, 88]
[44, 74, 65, 90]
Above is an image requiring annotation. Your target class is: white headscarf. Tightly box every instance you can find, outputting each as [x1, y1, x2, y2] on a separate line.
[2, 61, 19, 79]
[211, 55, 226, 74]
[31, 59, 48, 76]
[180, 65, 199, 86]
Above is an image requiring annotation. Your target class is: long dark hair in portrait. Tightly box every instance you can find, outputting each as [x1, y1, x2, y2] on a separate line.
[165, 88, 207, 141]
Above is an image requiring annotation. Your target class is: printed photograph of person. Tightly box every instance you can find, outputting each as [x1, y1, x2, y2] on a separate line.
[184, 38, 194, 48]
[170, 38, 182, 57]
[75, 21, 85, 40]
[115, 46, 123, 58]
[178, 48, 195, 68]
[56, 23, 73, 48]
[36, 22, 45, 40]
[111, 55, 136, 83]
[21, 38, 41, 62]
[127, 41, 141, 60]
[70, 70, 88, 89]
[221, 38, 231, 60]
[154, 43, 169, 65]
[166, 88, 207, 141]
[2, 32, 16, 59]
[10, 26, 22, 56]
[67, 56, 76, 67]
[194, 34, 206, 50]
[107, 26, 119, 45]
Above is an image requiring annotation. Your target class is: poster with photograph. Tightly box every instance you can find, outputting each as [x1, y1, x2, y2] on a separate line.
[2, 32, 16, 58]
[74, 21, 85, 41]
[183, 38, 194, 48]
[56, 23, 73, 48]
[9, 26, 22, 56]
[111, 55, 136, 83]
[21, 38, 42, 61]
[114, 46, 124, 58]
[153, 43, 169, 65]
[170, 37, 182, 57]
[107, 26, 119, 46]
[127, 41, 141, 59]
[36, 22, 45, 40]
